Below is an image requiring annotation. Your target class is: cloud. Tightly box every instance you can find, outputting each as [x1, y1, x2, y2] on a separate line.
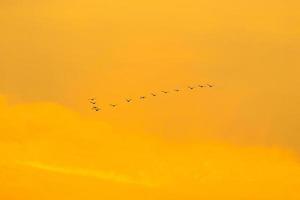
[1, 95, 300, 200]
[15, 160, 154, 187]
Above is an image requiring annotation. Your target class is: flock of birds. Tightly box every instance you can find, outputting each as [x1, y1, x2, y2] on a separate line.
[89, 84, 214, 112]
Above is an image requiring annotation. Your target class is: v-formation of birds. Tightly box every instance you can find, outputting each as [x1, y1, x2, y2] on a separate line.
[89, 84, 214, 112]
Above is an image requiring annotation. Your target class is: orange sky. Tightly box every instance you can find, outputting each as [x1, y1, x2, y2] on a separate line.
[1, 0, 300, 199]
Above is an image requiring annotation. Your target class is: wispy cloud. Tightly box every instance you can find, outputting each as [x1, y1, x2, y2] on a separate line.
[16, 160, 155, 187]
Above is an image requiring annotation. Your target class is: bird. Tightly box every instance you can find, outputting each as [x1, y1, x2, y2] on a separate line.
[174, 89, 180, 92]
[126, 99, 132, 102]
[140, 96, 146, 99]
[92, 106, 100, 111]
[151, 93, 157, 97]
[110, 104, 117, 107]
[198, 85, 204, 88]
[188, 86, 194, 90]
[207, 84, 213, 87]
[161, 91, 168, 94]
[89, 98, 96, 104]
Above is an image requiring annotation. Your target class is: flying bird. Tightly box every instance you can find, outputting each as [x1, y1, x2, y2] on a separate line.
[161, 91, 168, 94]
[207, 84, 213, 87]
[151, 93, 157, 97]
[110, 104, 117, 107]
[140, 96, 146, 99]
[174, 89, 180, 92]
[188, 86, 194, 90]
[92, 106, 100, 111]
[126, 99, 132, 102]
[88, 98, 96, 104]
[198, 85, 204, 88]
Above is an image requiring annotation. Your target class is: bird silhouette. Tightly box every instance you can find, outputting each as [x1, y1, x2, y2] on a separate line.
[198, 85, 204, 88]
[174, 89, 180, 92]
[151, 93, 157, 97]
[92, 106, 100, 111]
[140, 96, 146, 99]
[110, 104, 117, 107]
[161, 91, 168, 94]
[207, 84, 213, 87]
[126, 99, 132, 102]
[89, 98, 96, 104]
[188, 86, 194, 90]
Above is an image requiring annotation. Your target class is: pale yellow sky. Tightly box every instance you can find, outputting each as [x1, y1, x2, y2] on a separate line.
[1, 0, 299, 149]
[1, 0, 300, 199]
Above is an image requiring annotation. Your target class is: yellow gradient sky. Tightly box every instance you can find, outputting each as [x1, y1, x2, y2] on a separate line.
[1, 0, 300, 199]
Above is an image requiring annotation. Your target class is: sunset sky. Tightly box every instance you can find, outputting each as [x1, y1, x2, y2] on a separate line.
[1, 0, 300, 199]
